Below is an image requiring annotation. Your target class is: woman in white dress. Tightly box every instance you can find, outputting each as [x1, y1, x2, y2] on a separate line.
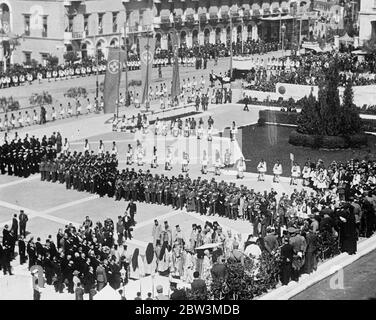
[290, 162, 301, 186]
[25, 111, 31, 126]
[83, 139, 90, 153]
[86, 98, 92, 113]
[182, 152, 189, 173]
[183, 120, 190, 138]
[51, 107, 57, 121]
[76, 99, 82, 117]
[17, 112, 23, 128]
[230, 121, 238, 142]
[59, 104, 65, 119]
[201, 150, 208, 174]
[67, 103, 73, 117]
[172, 121, 179, 137]
[302, 162, 311, 186]
[137, 146, 144, 166]
[62, 138, 70, 155]
[165, 148, 173, 171]
[151, 146, 158, 168]
[98, 140, 105, 155]
[207, 125, 213, 142]
[237, 157, 246, 179]
[126, 144, 134, 165]
[111, 141, 118, 156]
[257, 159, 267, 181]
[197, 124, 204, 140]
[214, 149, 221, 176]
[273, 160, 283, 183]
[316, 168, 328, 191]
[33, 110, 39, 125]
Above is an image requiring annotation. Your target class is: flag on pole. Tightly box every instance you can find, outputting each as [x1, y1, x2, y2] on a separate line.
[103, 47, 125, 114]
[171, 32, 181, 100]
[139, 34, 155, 105]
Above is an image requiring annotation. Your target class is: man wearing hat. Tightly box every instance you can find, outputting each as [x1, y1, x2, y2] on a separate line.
[155, 284, 169, 300]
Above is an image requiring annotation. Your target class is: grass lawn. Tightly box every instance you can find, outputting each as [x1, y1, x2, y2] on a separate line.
[241, 124, 376, 176]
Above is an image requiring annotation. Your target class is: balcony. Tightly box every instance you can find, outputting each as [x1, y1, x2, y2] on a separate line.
[64, 31, 85, 43]
[72, 31, 86, 39]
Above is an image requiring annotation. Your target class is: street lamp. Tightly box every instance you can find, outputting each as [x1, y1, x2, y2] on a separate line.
[281, 23, 286, 56]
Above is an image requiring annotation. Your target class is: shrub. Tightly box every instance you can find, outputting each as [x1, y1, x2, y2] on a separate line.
[289, 131, 368, 149]
[257, 117, 266, 126]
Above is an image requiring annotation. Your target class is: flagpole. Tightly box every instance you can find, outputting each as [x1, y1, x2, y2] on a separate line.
[124, 19, 129, 107]
[117, 31, 122, 119]
[229, 12, 233, 79]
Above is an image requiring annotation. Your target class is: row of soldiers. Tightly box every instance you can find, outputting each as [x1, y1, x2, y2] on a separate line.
[0, 134, 58, 177]
[40, 152, 275, 224]
[40, 151, 119, 198]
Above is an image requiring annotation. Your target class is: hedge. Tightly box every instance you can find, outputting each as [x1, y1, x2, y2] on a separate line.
[289, 131, 368, 149]
[259, 110, 376, 132]
[259, 110, 299, 125]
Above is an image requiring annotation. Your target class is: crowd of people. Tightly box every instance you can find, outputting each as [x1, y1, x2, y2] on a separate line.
[244, 51, 376, 91]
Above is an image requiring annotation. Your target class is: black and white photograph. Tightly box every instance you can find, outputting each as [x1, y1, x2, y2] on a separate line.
[0, 0, 375, 308]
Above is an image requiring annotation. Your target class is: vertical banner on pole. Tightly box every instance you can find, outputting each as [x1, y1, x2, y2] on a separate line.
[103, 47, 125, 114]
[139, 34, 155, 105]
[171, 32, 181, 101]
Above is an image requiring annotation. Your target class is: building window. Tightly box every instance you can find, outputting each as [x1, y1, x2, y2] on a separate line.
[84, 14, 90, 36]
[42, 16, 48, 37]
[98, 13, 104, 34]
[41, 53, 49, 67]
[112, 12, 118, 33]
[24, 15, 30, 36]
[24, 52, 31, 65]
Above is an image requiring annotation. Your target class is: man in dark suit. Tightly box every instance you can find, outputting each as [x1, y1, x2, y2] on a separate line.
[35, 237, 45, 258]
[19, 210, 28, 238]
[126, 199, 137, 223]
[280, 237, 294, 286]
[11, 214, 18, 237]
[211, 256, 227, 281]
[18, 235, 27, 265]
[191, 271, 207, 295]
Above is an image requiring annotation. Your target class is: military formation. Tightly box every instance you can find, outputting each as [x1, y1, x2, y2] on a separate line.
[40, 151, 119, 198]
[0, 132, 60, 177]
[38, 152, 277, 224]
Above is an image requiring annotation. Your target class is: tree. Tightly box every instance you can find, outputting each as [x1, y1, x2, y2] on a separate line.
[29, 91, 53, 107]
[46, 54, 59, 67]
[296, 57, 362, 137]
[64, 51, 79, 65]
[64, 87, 88, 99]
[340, 79, 362, 135]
